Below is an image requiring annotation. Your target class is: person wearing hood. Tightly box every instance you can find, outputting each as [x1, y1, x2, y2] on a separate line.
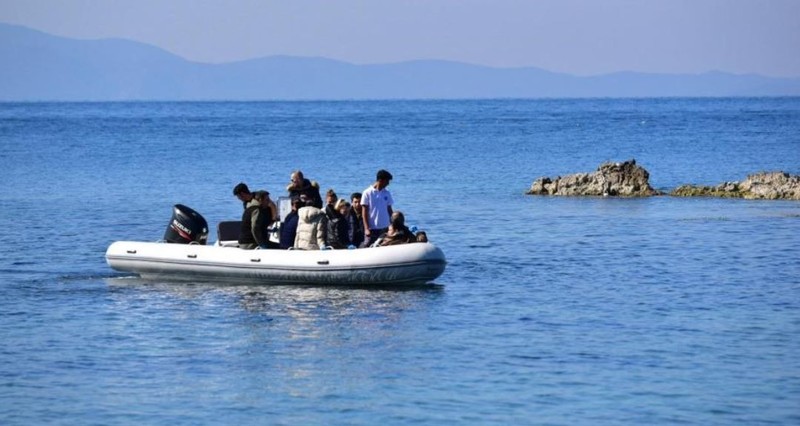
[238, 190, 275, 249]
[294, 199, 328, 250]
[287, 170, 323, 208]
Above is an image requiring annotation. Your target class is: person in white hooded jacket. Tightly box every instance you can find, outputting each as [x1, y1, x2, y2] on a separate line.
[293, 201, 327, 250]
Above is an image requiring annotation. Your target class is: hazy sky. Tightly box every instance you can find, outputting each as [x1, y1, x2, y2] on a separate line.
[1, 0, 799, 77]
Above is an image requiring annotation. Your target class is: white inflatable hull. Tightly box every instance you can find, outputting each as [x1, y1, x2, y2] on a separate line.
[106, 241, 446, 286]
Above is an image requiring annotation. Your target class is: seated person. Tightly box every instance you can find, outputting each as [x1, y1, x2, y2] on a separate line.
[376, 211, 416, 247]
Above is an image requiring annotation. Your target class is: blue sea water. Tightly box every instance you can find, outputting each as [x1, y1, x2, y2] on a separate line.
[1, 98, 799, 425]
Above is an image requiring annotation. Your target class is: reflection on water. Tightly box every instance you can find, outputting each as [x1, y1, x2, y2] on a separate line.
[97, 277, 448, 412]
[104, 277, 445, 336]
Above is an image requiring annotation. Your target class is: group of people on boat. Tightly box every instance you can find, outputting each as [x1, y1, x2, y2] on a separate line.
[233, 169, 428, 251]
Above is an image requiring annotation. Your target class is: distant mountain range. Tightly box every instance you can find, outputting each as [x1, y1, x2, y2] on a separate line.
[2, 22, 799, 101]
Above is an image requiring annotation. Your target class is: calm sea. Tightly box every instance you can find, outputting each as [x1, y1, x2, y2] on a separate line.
[1, 98, 799, 425]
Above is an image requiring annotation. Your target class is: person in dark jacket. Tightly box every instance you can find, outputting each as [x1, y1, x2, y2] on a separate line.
[279, 197, 302, 249]
[238, 191, 274, 249]
[324, 194, 350, 249]
[347, 192, 365, 248]
[286, 170, 323, 208]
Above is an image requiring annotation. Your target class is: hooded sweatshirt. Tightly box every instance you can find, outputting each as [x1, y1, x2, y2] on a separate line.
[294, 206, 327, 250]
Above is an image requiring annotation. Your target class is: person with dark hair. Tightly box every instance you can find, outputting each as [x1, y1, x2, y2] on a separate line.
[233, 182, 253, 209]
[286, 170, 323, 208]
[361, 169, 394, 247]
[347, 192, 365, 248]
[279, 197, 302, 249]
[238, 190, 274, 249]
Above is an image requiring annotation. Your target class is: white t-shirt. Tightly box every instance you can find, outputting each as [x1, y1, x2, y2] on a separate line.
[361, 185, 394, 230]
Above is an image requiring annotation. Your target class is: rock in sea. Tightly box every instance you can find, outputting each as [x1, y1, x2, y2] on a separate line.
[671, 171, 800, 200]
[527, 159, 660, 197]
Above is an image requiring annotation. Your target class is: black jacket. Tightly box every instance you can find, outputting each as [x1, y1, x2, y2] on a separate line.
[288, 179, 323, 208]
[325, 204, 350, 249]
[347, 209, 365, 248]
[279, 211, 299, 249]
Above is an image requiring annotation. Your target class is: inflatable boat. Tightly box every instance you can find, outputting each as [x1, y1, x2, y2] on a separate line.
[105, 204, 446, 286]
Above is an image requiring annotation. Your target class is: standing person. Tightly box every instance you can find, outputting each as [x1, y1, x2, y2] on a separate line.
[347, 192, 365, 248]
[233, 182, 253, 209]
[279, 197, 302, 249]
[286, 170, 323, 208]
[238, 191, 273, 249]
[361, 169, 394, 248]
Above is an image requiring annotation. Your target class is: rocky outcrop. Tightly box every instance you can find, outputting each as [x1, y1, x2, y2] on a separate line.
[671, 171, 800, 200]
[527, 159, 660, 197]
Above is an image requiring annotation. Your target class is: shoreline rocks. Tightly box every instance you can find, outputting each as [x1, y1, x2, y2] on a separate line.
[671, 171, 800, 200]
[526, 162, 800, 200]
[526, 159, 660, 197]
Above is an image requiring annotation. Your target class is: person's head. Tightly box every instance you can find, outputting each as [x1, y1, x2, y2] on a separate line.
[290, 170, 305, 187]
[291, 197, 303, 211]
[233, 182, 252, 202]
[350, 192, 362, 212]
[390, 211, 405, 229]
[254, 190, 270, 206]
[376, 169, 393, 189]
[326, 189, 338, 205]
[335, 199, 349, 215]
[416, 231, 428, 243]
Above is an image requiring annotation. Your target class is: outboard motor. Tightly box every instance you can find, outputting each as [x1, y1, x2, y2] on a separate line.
[163, 204, 208, 245]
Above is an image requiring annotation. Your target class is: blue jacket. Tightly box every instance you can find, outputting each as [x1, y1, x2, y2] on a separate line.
[347, 210, 365, 248]
[279, 211, 299, 249]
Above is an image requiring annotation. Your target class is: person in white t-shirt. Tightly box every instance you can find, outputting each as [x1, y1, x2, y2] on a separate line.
[360, 169, 394, 247]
